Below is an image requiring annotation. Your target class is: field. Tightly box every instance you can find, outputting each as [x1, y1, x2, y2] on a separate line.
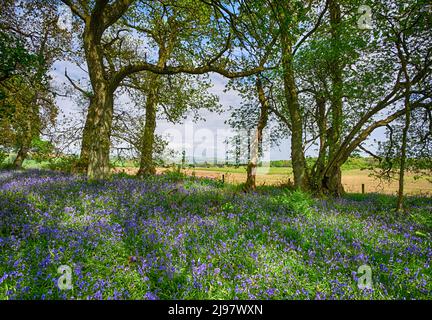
[1, 169, 431, 300]
[113, 166, 432, 195]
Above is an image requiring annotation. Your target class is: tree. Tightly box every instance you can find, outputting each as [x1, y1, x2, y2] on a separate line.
[119, 2, 221, 175]
[61, 0, 276, 179]
[111, 108, 172, 167]
[0, 31, 37, 85]
[268, 0, 330, 190]
[375, 106, 432, 203]
[288, 0, 431, 195]
[371, 1, 432, 210]
[244, 76, 270, 190]
[0, 0, 64, 168]
[122, 72, 220, 175]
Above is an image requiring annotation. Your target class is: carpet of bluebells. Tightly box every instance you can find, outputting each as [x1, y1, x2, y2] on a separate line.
[0, 170, 431, 300]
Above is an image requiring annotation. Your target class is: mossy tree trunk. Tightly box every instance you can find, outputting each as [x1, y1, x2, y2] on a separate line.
[13, 145, 29, 169]
[82, 20, 115, 180]
[277, 5, 309, 190]
[137, 76, 158, 176]
[137, 45, 172, 177]
[245, 76, 269, 191]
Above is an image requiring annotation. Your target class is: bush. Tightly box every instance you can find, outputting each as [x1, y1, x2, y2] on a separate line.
[47, 155, 80, 173]
[163, 166, 187, 182]
[30, 137, 54, 163]
[273, 190, 314, 216]
[0, 150, 7, 166]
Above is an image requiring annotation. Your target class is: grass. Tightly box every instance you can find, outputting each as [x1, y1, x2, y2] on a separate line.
[0, 169, 431, 300]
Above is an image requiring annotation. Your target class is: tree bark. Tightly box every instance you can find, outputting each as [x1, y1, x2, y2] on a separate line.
[310, 95, 328, 192]
[308, 0, 345, 196]
[137, 44, 171, 176]
[279, 25, 309, 190]
[78, 98, 96, 172]
[322, 165, 344, 195]
[137, 76, 158, 176]
[82, 22, 114, 180]
[396, 98, 410, 212]
[13, 145, 29, 169]
[13, 108, 34, 170]
[328, 0, 343, 158]
[325, 0, 344, 196]
[245, 77, 269, 191]
[86, 88, 114, 179]
[396, 37, 412, 212]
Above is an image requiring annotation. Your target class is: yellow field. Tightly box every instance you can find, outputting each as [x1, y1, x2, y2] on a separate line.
[113, 167, 432, 195]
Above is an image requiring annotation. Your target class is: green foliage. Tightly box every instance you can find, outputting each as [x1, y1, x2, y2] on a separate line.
[0, 149, 7, 166]
[0, 31, 38, 84]
[270, 160, 291, 168]
[2, 171, 430, 300]
[273, 190, 314, 216]
[341, 157, 377, 170]
[30, 137, 54, 163]
[47, 155, 80, 173]
[271, 158, 377, 171]
[163, 166, 188, 182]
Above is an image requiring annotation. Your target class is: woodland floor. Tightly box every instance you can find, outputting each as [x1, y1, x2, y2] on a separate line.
[1, 169, 431, 300]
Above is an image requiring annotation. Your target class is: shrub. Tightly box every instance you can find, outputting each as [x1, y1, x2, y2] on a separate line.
[274, 190, 314, 216]
[163, 166, 187, 182]
[30, 137, 54, 163]
[47, 155, 80, 173]
[0, 150, 7, 166]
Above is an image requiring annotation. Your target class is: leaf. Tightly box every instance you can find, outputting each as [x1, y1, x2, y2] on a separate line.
[414, 231, 428, 238]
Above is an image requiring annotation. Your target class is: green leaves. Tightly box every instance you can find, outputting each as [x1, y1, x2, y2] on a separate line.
[0, 31, 39, 84]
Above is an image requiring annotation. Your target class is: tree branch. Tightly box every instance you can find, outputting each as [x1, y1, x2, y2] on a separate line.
[103, 0, 135, 29]
[293, 0, 329, 56]
[111, 60, 268, 92]
[358, 144, 382, 160]
[341, 101, 432, 165]
[61, 0, 87, 20]
[64, 68, 92, 98]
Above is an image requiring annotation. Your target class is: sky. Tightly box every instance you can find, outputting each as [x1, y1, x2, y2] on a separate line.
[51, 60, 384, 163]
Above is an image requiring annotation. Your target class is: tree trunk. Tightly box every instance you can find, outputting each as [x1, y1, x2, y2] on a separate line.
[396, 113, 409, 211]
[322, 165, 344, 196]
[86, 88, 114, 179]
[274, 3, 309, 190]
[78, 99, 96, 172]
[327, 0, 344, 195]
[310, 95, 328, 192]
[309, 0, 344, 196]
[137, 79, 158, 176]
[13, 145, 29, 169]
[80, 21, 115, 180]
[279, 29, 309, 190]
[245, 77, 269, 191]
[137, 45, 171, 177]
[396, 67, 411, 212]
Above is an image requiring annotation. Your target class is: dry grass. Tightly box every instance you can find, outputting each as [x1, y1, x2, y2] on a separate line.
[112, 167, 432, 195]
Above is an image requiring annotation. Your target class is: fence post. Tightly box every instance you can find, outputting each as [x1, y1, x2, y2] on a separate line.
[222, 174, 225, 184]
[362, 184, 365, 194]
